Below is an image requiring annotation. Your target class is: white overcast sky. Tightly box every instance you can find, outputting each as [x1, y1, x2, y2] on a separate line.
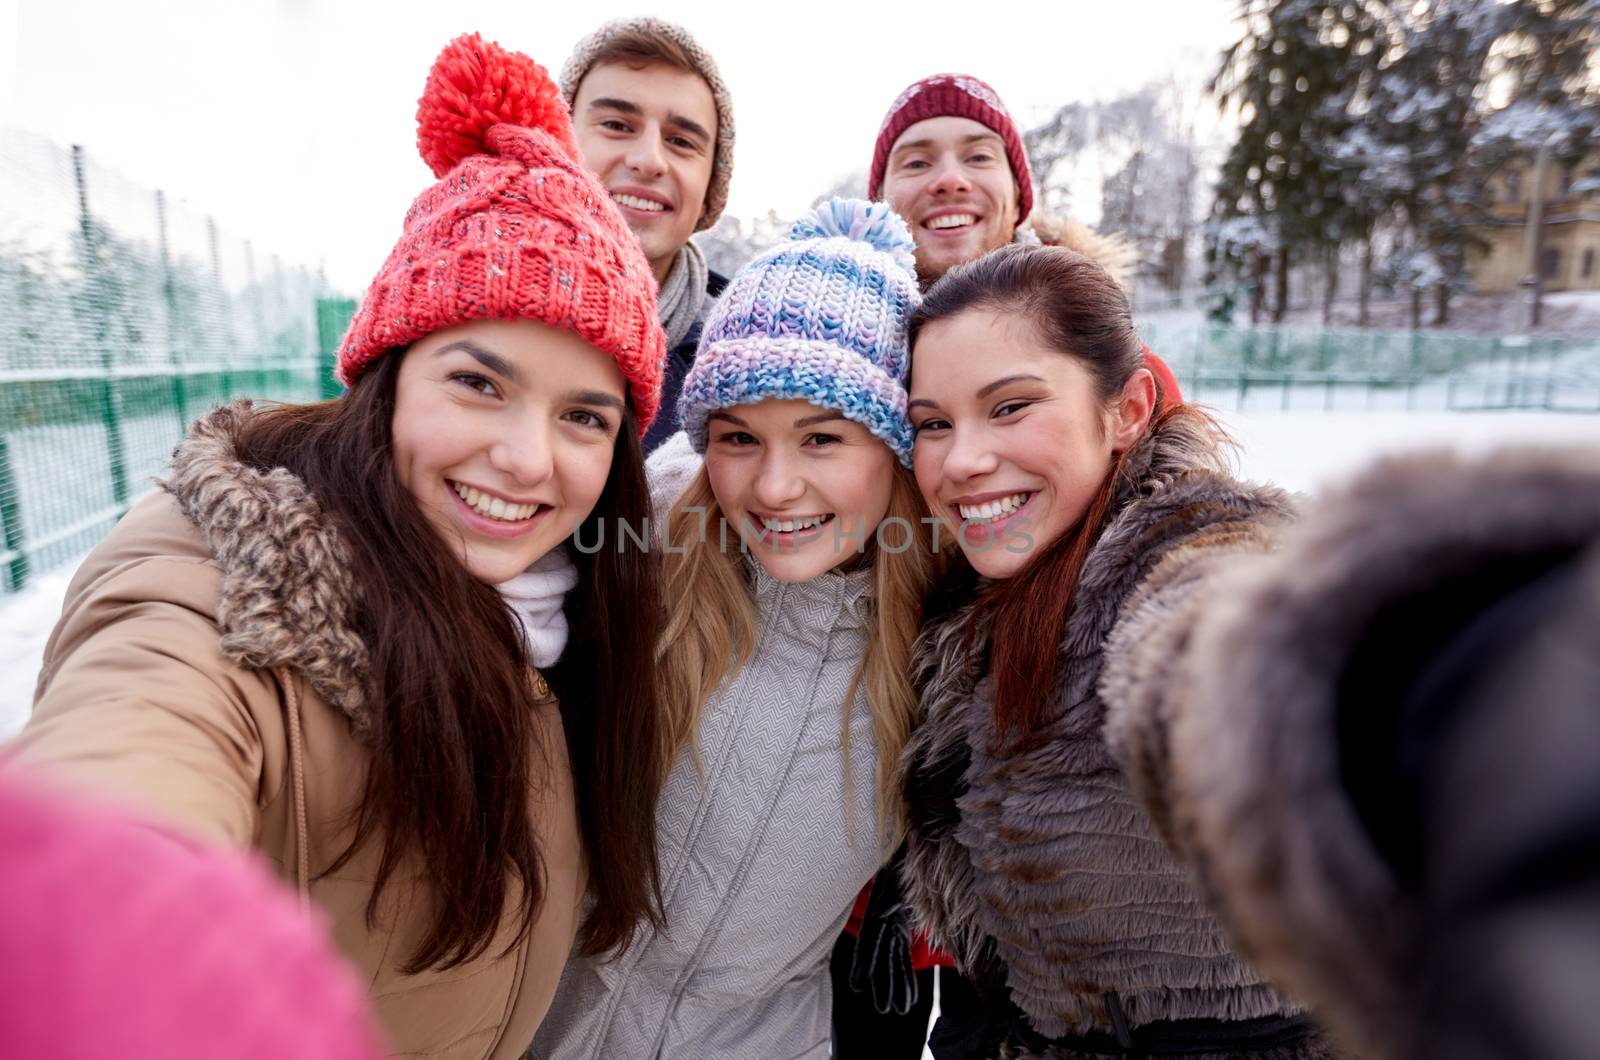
[2, 0, 1240, 292]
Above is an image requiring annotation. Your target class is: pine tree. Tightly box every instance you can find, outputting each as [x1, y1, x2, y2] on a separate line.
[1207, 0, 1389, 322]
[1331, 0, 1503, 327]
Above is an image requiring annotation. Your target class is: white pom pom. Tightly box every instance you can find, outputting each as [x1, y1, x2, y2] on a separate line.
[788, 198, 917, 273]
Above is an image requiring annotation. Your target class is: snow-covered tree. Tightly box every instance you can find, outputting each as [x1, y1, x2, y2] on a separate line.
[1207, 0, 1387, 322]
[1097, 79, 1205, 293]
[694, 209, 789, 279]
[1023, 102, 1094, 220]
[1208, 0, 1599, 329]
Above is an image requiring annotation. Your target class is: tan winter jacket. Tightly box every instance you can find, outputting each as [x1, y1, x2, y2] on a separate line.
[7, 405, 584, 1060]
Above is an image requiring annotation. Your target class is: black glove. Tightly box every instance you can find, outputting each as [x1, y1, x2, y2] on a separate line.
[848, 850, 918, 1016]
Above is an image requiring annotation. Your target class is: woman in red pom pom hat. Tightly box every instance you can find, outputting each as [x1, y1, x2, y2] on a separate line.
[9, 33, 667, 1059]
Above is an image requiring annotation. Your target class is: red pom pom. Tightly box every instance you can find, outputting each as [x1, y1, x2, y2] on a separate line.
[415, 33, 577, 177]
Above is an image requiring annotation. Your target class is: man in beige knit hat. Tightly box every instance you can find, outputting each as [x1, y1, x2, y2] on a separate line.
[560, 18, 735, 452]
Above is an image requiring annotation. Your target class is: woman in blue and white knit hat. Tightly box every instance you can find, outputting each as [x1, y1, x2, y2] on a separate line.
[534, 199, 940, 1059]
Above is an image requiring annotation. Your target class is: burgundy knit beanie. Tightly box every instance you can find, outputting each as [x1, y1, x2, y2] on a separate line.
[869, 73, 1034, 224]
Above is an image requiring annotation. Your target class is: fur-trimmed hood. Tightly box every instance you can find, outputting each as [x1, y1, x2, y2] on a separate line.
[1160, 444, 1600, 1060]
[1021, 212, 1139, 290]
[161, 401, 371, 734]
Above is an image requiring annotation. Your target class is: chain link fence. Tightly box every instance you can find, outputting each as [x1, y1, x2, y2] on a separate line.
[0, 127, 343, 593]
[1139, 318, 1600, 414]
[5, 125, 1597, 595]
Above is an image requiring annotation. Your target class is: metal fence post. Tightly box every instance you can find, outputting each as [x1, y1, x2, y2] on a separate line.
[206, 217, 229, 400]
[244, 239, 266, 395]
[1405, 332, 1421, 411]
[1237, 328, 1254, 409]
[273, 255, 290, 396]
[0, 431, 28, 591]
[156, 189, 189, 430]
[316, 298, 356, 400]
[73, 145, 130, 513]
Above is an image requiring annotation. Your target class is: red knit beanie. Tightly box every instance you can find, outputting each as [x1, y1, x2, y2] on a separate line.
[338, 33, 667, 431]
[869, 73, 1034, 225]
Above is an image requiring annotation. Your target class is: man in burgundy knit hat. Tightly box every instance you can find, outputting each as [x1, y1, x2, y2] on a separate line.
[870, 73, 1040, 286]
[870, 73, 1183, 413]
[835, 72, 1184, 1060]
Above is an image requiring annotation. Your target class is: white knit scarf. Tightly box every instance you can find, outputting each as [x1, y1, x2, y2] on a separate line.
[496, 547, 579, 668]
[657, 238, 710, 351]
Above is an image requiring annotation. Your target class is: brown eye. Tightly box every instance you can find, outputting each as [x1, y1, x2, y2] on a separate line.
[450, 372, 498, 397]
[564, 409, 610, 432]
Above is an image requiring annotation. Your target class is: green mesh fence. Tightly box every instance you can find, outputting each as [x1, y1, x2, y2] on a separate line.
[0, 127, 348, 593]
[1139, 319, 1600, 414]
[5, 125, 1597, 594]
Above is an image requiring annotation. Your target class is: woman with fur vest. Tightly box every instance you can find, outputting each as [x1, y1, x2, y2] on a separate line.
[895, 242, 1327, 1059]
[534, 200, 940, 1059]
[6, 35, 666, 1059]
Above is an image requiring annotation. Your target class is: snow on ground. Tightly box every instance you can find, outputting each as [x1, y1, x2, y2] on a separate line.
[1218, 409, 1600, 495]
[1, 566, 75, 738]
[5, 409, 1600, 742]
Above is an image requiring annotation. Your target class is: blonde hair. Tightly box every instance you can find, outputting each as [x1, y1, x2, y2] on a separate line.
[656, 462, 940, 843]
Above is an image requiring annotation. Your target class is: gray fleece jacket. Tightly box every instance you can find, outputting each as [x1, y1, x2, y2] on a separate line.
[533, 433, 888, 1060]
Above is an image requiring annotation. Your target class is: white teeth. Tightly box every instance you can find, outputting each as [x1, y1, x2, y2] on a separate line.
[958, 492, 1029, 523]
[927, 213, 977, 230]
[761, 514, 825, 533]
[453, 482, 539, 522]
[614, 193, 667, 212]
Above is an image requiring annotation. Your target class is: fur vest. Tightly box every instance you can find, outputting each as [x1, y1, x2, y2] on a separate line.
[899, 413, 1325, 1059]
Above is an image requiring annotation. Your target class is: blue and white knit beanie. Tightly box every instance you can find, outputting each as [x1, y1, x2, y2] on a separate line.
[677, 198, 920, 466]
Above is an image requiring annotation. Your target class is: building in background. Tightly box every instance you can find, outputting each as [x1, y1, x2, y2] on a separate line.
[1472, 146, 1600, 294]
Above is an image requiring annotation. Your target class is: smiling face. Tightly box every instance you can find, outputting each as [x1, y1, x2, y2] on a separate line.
[571, 60, 718, 285]
[702, 398, 897, 583]
[391, 318, 628, 584]
[880, 116, 1021, 285]
[908, 308, 1153, 579]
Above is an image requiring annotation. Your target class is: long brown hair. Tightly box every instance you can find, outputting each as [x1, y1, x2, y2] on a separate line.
[909, 243, 1204, 746]
[233, 350, 664, 971]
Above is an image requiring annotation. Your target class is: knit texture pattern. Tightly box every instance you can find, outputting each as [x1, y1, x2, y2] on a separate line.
[559, 16, 736, 231]
[496, 547, 578, 668]
[658, 238, 711, 351]
[869, 72, 1034, 223]
[338, 33, 666, 431]
[677, 198, 920, 465]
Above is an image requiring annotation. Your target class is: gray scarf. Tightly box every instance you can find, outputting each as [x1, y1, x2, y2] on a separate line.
[657, 238, 710, 350]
